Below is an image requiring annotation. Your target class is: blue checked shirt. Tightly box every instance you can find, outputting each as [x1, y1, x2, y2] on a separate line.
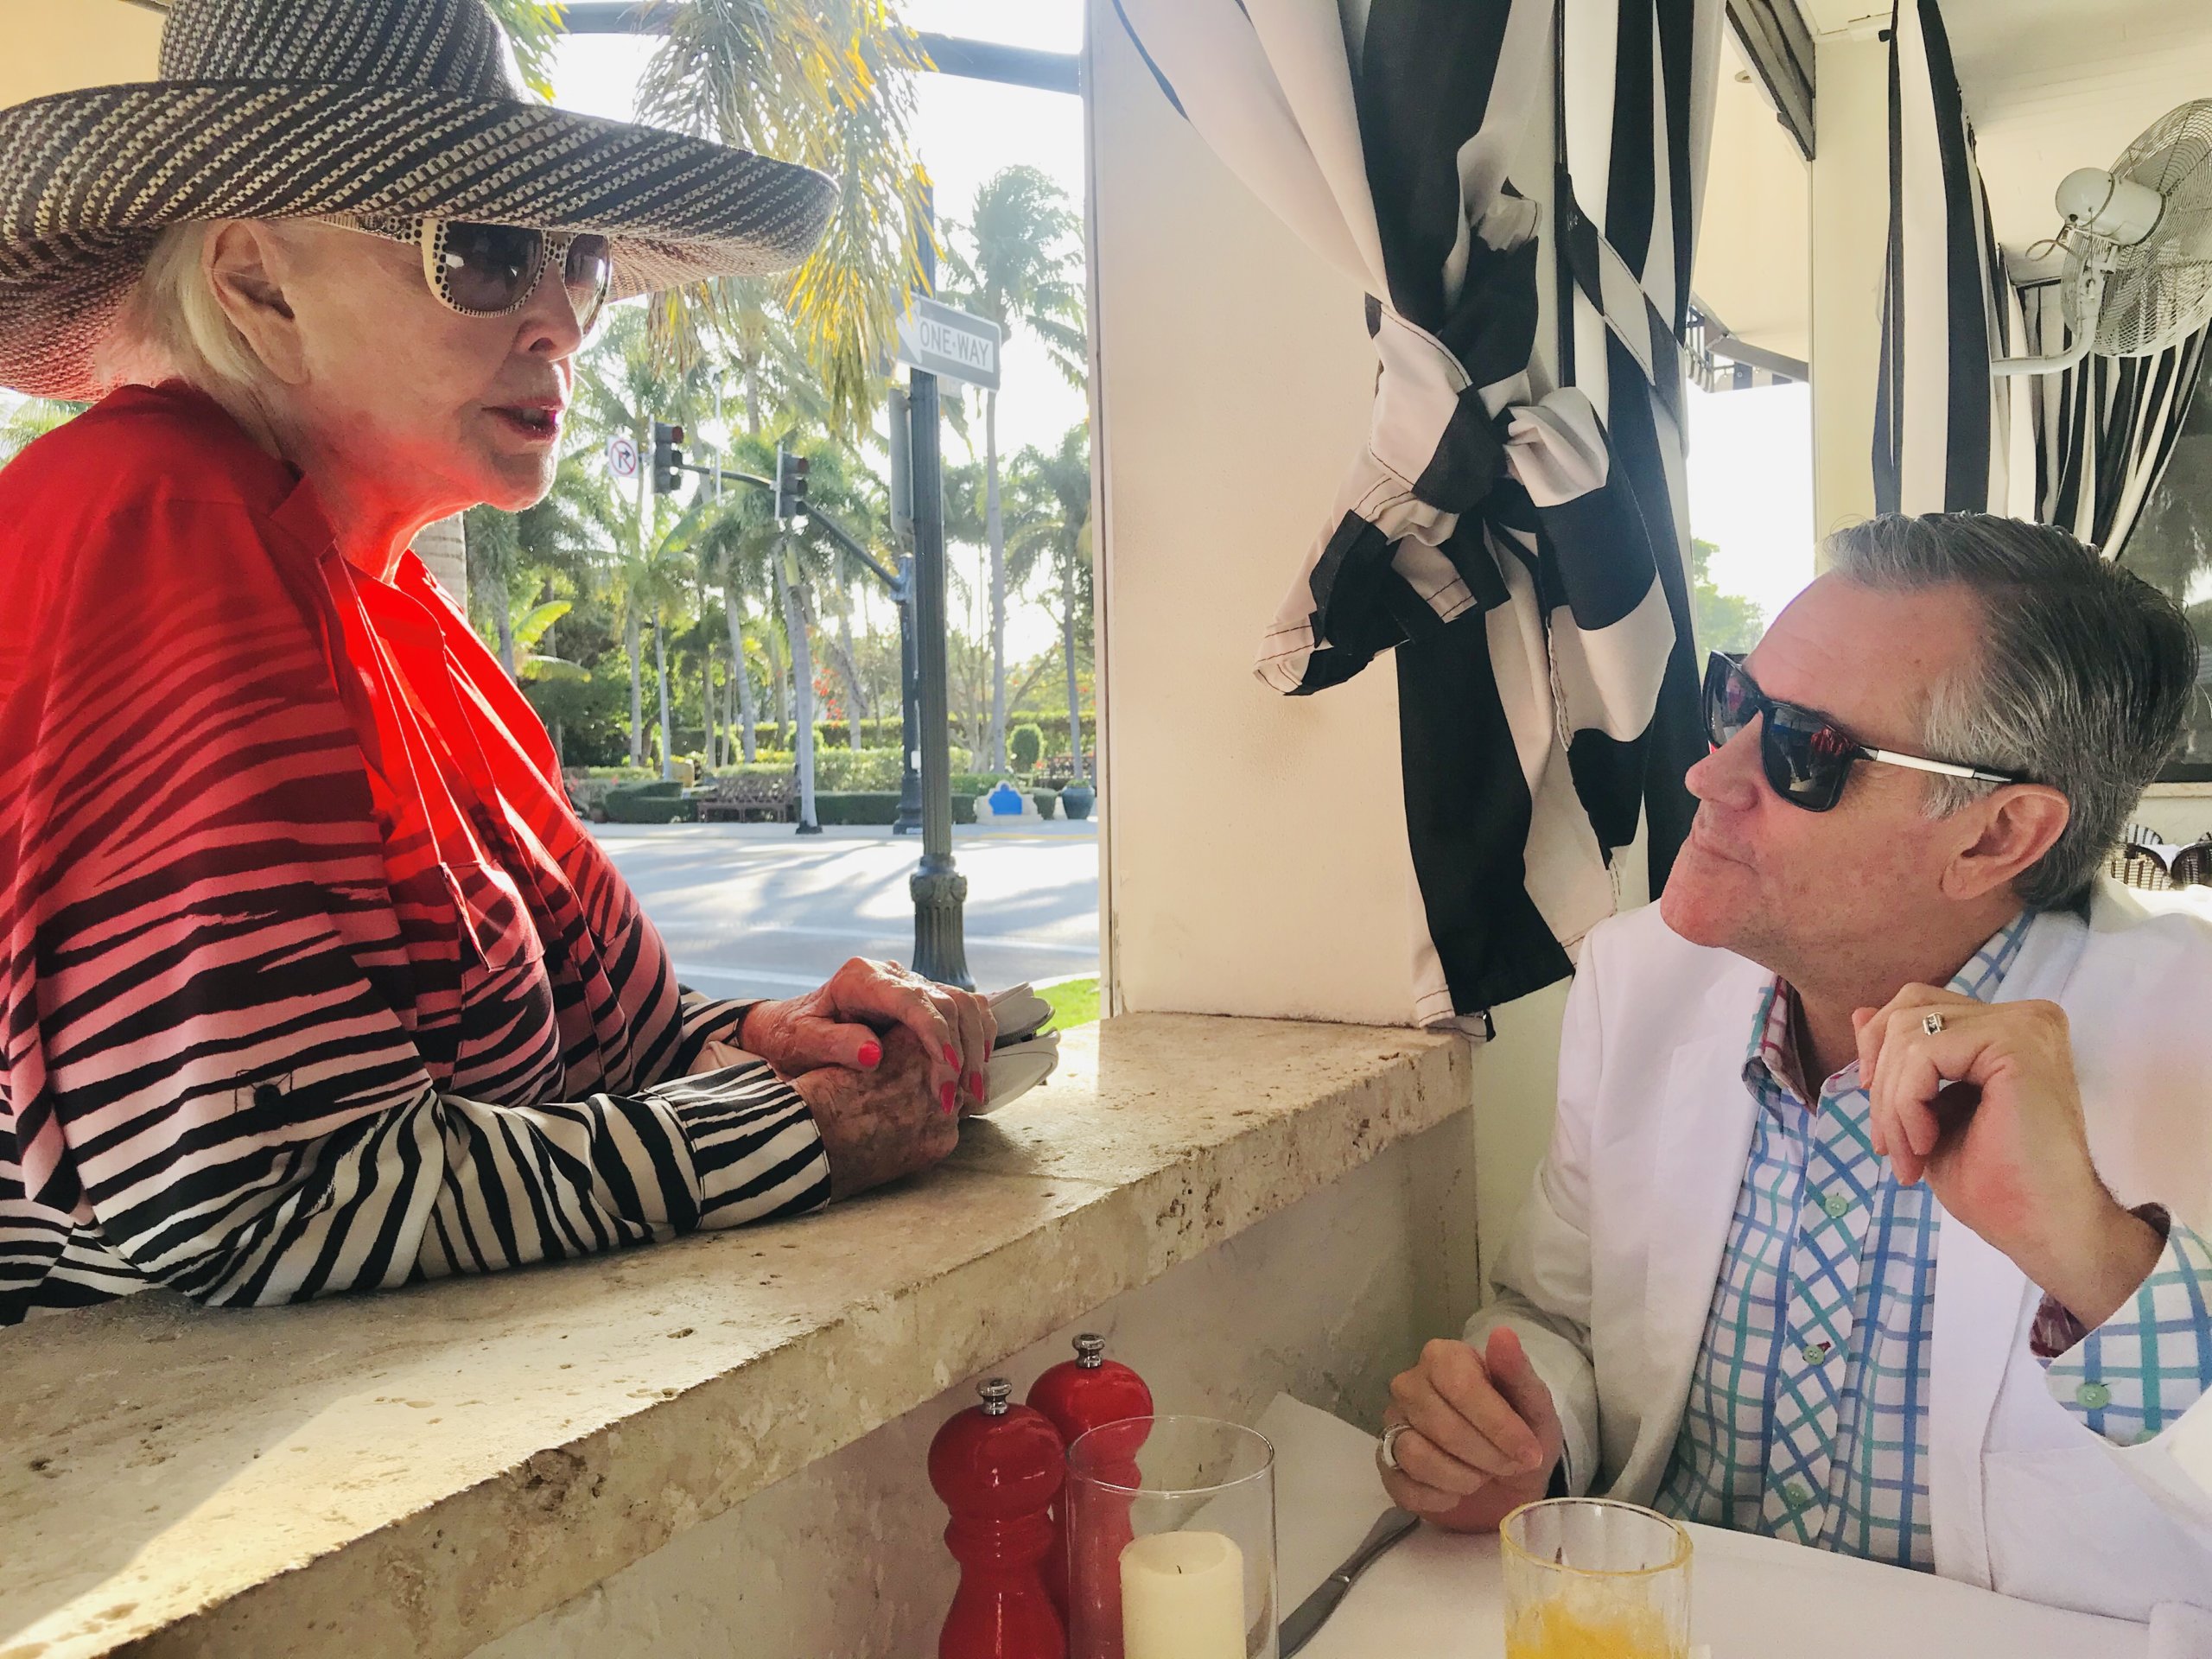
[1654, 912, 2212, 1569]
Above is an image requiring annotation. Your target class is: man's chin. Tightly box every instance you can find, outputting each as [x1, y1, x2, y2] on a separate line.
[1656, 861, 1747, 950]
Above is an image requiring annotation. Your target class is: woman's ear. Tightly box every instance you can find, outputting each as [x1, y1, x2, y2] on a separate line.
[1940, 784, 2071, 903]
[203, 220, 307, 385]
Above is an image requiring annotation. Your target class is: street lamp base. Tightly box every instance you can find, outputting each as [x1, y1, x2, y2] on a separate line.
[911, 858, 972, 988]
[796, 821, 824, 836]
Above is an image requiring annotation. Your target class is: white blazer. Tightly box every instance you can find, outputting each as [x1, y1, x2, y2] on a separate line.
[1470, 883, 2212, 1621]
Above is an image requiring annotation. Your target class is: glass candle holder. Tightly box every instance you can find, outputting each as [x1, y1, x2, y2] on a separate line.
[1500, 1498, 1693, 1659]
[1064, 1414, 1279, 1659]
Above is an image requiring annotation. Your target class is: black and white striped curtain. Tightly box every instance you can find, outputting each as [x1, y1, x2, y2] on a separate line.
[1113, 0, 1719, 1025]
[1875, 0, 2207, 551]
[1872, 0, 2012, 516]
[2015, 282, 2209, 556]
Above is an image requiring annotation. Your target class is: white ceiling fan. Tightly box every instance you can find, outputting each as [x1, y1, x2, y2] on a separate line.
[1993, 99, 2212, 376]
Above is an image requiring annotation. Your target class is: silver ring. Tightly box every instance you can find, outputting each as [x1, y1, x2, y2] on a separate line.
[1379, 1421, 1412, 1473]
[1923, 1012, 1946, 1037]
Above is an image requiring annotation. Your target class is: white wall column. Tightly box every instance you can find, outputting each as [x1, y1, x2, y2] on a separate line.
[1085, 5, 1418, 1027]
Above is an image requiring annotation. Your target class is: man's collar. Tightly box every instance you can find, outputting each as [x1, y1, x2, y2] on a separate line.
[1743, 909, 2039, 1102]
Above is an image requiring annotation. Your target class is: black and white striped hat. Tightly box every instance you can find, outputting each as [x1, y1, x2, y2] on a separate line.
[0, 0, 839, 398]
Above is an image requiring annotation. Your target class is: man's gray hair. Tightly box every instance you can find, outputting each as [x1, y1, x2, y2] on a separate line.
[1824, 512, 2197, 911]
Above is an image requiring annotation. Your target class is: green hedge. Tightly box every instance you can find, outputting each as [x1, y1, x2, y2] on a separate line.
[702, 716, 1093, 754]
[811, 791, 976, 826]
[603, 779, 696, 823]
[705, 748, 974, 792]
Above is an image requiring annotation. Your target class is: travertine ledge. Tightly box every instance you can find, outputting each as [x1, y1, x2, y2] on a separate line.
[1, 1014, 1470, 1659]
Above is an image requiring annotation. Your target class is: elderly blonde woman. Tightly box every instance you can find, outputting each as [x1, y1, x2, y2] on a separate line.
[0, 0, 995, 1325]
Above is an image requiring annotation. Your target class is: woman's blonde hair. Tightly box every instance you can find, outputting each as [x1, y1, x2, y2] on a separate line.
[96, 220, 272, 400]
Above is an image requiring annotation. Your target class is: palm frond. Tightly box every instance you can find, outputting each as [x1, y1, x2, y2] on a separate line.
[638, 0, 933, 437]
[478, 0, 569, 100]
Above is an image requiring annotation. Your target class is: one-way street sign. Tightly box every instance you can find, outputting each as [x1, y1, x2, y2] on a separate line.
[895, 296, 1002, 391]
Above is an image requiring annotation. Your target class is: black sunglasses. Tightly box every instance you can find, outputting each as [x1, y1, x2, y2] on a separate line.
[327, 215, 613, 330]
[1702, 652, 2024, 812]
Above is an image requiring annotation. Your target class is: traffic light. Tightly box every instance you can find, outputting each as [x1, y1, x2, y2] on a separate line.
[775, 447, 810, 519]
[650, 420, 685, 493]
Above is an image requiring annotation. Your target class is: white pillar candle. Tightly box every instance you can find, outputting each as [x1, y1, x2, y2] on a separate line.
[1120, 1529, 1247, 1659]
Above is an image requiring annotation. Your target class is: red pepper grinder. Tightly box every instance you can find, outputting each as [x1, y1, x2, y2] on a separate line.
[1027, 1336, 1154, 1639]
[930, 1376, 1068, 1659]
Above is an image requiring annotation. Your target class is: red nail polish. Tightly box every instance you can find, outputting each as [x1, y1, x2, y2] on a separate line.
[969, 1071, 984, 1096]
[943, 1042, 958, 1065]
[941, 1080, 957, 1114]
[857, 1041, 882, 1069]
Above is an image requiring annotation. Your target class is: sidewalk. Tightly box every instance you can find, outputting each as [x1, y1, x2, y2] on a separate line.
[591, 817, 1100, 998]
[591, 818, 1100, 842]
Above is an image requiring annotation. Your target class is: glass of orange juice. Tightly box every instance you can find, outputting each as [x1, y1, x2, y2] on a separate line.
[1500, 1498, 1692, 1659]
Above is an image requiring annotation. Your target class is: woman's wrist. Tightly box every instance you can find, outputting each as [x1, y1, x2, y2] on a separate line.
[735, 999, 778, 1052]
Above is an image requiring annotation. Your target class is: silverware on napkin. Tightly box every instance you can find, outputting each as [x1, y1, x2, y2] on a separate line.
[1277, 1507, 1421, 1656]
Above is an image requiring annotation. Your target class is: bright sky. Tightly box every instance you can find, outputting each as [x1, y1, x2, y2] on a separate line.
[1685, 382, 1816, 627]
[549, 1, 1814, 647]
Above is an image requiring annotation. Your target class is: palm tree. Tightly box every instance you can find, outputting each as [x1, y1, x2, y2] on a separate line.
[691, 276, 836, 440]
[462, 460, 601, 677]
[479, 1, 566, 99]
[0, 396, 86, 467]
[939, 165, 1087, 772]
[690, 432, 787, 761]
[637, 0, 934, 438]
[1005, 424, 1094, 783]
[574, 312, 715, 768]
[798, 440, 895, 751]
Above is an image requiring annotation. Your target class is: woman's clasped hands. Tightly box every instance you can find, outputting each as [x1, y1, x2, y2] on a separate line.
[739, 957, 998, 1198]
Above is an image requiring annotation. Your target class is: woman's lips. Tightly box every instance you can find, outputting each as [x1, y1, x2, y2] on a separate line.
[490, 405, 563, 443]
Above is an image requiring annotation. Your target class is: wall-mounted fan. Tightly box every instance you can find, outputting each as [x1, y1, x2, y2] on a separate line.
[1993, 99, 2212, 376]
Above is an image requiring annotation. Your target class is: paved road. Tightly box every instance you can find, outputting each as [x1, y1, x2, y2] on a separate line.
[594, 821, 1100, 1001]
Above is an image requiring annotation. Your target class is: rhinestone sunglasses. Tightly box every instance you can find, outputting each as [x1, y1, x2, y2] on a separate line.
[323, 214, 613, 330]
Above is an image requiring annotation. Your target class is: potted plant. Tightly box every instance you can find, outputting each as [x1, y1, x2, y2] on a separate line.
[1058, 779, 1096, 820]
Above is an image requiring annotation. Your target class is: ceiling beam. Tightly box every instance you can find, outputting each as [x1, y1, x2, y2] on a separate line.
[1727, 0, 1817, 160]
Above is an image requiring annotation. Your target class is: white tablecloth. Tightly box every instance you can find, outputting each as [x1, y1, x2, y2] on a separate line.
[1257, 1397, 2148, 1659]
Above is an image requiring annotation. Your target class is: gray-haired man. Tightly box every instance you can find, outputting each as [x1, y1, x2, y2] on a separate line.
[1382, 514, 2212, 1621]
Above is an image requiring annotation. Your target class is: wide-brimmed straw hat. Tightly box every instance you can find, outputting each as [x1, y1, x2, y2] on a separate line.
[0, 0, 838, 399]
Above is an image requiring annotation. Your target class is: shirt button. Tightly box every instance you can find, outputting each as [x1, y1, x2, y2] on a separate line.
[2076, 1381, 2112, 1410]
[1823, 1190, 1852, 1218]
[1802, 1341, 1832, 1366]
[1783, 1482, 1812, 1510]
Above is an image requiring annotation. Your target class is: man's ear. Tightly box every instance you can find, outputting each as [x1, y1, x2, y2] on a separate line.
[203, 220, 307, 385]
[1941, 784, 2071, 902]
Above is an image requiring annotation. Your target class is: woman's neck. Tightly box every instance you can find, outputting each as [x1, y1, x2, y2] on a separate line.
[199, 379, 442, 582]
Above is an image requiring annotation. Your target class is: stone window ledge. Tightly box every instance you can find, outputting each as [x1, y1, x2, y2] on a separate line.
[2, 1013, 1471, 1659]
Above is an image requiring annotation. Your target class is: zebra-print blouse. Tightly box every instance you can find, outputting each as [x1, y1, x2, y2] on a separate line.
[0, 385, 830, 1325]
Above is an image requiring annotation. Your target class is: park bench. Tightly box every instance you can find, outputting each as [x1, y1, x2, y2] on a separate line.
[1039, 752, 1097, 788]
[696, 770, 798, 823]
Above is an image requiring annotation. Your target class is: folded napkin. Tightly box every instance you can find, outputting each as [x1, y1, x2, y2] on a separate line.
[1251, 1395, 1399, 1608]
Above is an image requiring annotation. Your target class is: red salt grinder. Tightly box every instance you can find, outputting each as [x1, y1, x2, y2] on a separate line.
[930, 1376, 1068, 1659]
[1027, 1336, 1154, 1630]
